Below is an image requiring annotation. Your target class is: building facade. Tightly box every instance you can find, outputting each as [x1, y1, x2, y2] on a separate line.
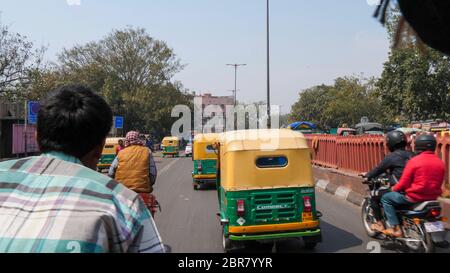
[195, 93, 234, 133]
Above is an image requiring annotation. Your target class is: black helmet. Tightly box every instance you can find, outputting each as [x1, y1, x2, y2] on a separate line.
[415, 134, 437, 152]
[386, 130, 407, 152]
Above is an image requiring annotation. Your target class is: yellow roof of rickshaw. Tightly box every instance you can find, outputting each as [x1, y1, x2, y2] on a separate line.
[162, 136, 179, 141]
[105, 137, 124, 145]
[219, 129, 308, 153]
[194, 133, 221, 143]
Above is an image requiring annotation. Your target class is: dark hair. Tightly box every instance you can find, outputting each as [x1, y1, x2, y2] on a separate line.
[37, 85, 113, 158]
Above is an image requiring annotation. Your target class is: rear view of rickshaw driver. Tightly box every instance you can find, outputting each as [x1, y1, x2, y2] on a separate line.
[109, 131, 159, 217]
[361, 130, 413, 232]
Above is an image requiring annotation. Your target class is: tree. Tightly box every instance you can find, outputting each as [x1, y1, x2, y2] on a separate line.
[290, 84, 332, 129]
[290, 77, 387, 129]
[56, 27, 189, 134]
[375, 9, 450, 124]
[376, 48, 450, 122]
[0, 23, 44, 101]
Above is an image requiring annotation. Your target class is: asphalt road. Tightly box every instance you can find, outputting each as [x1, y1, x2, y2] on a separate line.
[153, 154, 450, 253]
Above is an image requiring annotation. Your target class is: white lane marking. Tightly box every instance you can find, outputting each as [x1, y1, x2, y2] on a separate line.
[315, 179, 329, 190]
[335, 186, 351, 200]
[158, 158, 180, 176]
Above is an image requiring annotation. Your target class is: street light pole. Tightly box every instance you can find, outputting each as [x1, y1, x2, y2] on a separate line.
[226, 64, 246, 106]
[266, 0, 271, 128]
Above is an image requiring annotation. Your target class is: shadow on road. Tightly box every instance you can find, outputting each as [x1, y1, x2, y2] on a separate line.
[227, 220, 364, 253]
[315, 220, 364, 253]
[274, 220, 364, 253]
[197, 183, 217, 191]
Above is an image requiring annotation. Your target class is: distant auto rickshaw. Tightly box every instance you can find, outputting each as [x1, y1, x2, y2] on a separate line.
[215, 129, 322, 252]
[192, 133, 220, 190]
[97, 137, 123, 172]
[162, 136, 180, 157]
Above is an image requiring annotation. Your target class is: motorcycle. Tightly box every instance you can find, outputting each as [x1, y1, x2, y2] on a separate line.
[361, 175, 448, 253]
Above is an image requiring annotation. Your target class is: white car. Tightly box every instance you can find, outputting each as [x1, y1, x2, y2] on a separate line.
[185, 143, 192, 157]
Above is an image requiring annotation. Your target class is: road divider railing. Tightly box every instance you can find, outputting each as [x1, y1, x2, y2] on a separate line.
[305, 133, 450, 195]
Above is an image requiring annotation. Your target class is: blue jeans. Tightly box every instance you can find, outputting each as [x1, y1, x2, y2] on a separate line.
[381, 191, 414, 226]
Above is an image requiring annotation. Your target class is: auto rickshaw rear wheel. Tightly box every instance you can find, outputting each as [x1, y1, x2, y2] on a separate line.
[303, 242, 317, 250]
[222, 230, 236, 253]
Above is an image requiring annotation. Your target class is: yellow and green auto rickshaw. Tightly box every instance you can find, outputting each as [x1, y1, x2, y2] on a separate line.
[97, 137, 123, 172]
[192, 133, 220, 190]
[216, 129, 322, 252]
[161, 136, 180, 157]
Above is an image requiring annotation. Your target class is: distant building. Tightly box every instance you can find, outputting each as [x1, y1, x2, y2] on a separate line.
[195, 93, 234, 133]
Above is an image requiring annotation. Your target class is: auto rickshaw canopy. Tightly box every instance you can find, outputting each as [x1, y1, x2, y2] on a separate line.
[218, 129, 314, 191]
[193, 133, 220, 160]
[102, 137, 123, 152]
[162, 136, 179, 146]
[105, 137, 124, 145]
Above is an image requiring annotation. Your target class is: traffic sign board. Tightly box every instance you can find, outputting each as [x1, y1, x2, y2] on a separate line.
[28, 101, 40, 125]
[114, 116, 124, 129]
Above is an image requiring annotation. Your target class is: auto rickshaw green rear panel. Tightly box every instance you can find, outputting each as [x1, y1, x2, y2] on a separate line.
[193, 159, 217, 176]
[219, 187, 318, 236]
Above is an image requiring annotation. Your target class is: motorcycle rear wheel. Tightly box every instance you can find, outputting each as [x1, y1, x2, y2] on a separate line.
[407, 224, 435, 253]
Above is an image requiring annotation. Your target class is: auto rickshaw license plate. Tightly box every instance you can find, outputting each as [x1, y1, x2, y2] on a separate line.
[302, 212, 313, 221]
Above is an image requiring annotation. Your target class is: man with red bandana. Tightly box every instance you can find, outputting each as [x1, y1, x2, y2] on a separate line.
[109, 131, 159, 216]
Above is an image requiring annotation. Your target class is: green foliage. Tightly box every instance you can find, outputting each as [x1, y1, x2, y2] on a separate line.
[375, 48, 450, 123]
[24, 27, 192, 137]
[0, 23, 45, 102]
[290, 77, 387, 129]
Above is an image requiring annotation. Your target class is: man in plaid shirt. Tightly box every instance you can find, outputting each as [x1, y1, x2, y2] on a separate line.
[0, 85, 164, 253]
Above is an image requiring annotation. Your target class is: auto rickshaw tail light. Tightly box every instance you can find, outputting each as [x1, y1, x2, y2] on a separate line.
[197, 164, 202, 174]
[237, 200, 245, 217]
[303, 196, 312, 213]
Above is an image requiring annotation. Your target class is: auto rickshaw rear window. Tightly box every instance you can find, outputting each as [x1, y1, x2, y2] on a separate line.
[206, 145, 215, 151]
[256, 156, 288, 168]
[105, 145, 114, 148]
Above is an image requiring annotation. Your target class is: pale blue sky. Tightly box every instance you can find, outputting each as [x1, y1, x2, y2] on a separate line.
[0, 0, 390, 113]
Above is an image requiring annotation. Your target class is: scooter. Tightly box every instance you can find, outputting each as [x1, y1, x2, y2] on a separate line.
[361, 175, 448, 253]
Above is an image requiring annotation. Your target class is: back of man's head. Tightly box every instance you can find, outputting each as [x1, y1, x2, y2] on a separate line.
[37, 84, 113, 159]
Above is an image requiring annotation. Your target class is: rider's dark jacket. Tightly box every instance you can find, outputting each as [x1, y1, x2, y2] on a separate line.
[366, 149, 414, 185]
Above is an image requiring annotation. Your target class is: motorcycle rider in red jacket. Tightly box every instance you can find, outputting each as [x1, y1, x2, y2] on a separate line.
[381, 134, 445, 237]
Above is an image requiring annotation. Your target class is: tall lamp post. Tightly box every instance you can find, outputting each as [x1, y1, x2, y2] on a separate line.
[226, 63, 247, 106]
[266, 0, 271, 128]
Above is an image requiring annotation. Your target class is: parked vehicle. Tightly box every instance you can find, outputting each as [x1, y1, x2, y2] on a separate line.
[192, 133, 220, 190]
[97, 137, 123, 172]
[185, 142, 193, 157]
[355, 122, 384, 135]
[161, 136, 180, 157]
[215, 129, 322, 252]
[361, 175, 448, 253]
[337, 128, 357, 136]
[287, 121, 321, 134]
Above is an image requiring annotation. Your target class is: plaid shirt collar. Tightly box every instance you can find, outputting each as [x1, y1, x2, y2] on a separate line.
[42, 151, 83, 165]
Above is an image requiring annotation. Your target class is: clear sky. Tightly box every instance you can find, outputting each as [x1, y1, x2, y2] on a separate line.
[0, 0, 390, 113]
